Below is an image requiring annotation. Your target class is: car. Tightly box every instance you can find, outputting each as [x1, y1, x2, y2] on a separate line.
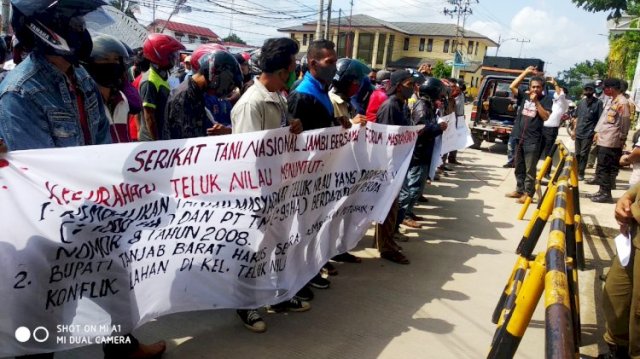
[469, 75, 553, 149]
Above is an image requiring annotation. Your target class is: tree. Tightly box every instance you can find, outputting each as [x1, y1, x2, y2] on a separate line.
[571, 0, 638, 18]
[110, 0, 139, 20]
[432, 60, 452, 79]
[608, 26, 640, 79]
[223, 33, 247, 45]
[559, 59, 608, 98]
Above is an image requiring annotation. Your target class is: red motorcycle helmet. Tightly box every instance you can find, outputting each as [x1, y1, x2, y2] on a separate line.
[143, 33, 185, 68]
[190, 43, 226, 72]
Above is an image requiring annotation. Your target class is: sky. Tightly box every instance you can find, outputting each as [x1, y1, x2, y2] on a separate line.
[134, 0, 611, 75]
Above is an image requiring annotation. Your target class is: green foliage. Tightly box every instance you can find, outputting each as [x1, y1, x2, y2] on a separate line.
[609, 30, 640, 80]
[432, 60, 452, 79]
[559, 59, 608, 98]
[222, 33, 247, 45]
[571, 0, 634, 18]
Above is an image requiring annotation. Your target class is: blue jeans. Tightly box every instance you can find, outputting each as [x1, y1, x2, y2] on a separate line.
[506, 135, 519, 165]
[396, 164, 429, 228]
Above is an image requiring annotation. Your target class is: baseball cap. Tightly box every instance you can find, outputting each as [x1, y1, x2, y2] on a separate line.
[583, 82, 595, 89]
[233, 53, 247, 65]
[376, 70, 391, 83]
[387, 70, 413, 95]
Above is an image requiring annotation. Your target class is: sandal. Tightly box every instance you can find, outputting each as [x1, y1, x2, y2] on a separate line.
[380, 250, 410, 265]
[323, 262, 339, 276]
[332, 252, 362, 263]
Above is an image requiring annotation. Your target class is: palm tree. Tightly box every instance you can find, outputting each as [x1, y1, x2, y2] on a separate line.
[110, 0, 139, 21]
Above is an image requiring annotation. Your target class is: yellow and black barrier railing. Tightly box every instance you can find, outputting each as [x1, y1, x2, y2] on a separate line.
[488, 154, 582, 359]
[516, 140, 585, 270]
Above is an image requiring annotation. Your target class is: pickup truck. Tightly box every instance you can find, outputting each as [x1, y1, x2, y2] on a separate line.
[469, 75, 525, 149]
[469, 75, 555, 149]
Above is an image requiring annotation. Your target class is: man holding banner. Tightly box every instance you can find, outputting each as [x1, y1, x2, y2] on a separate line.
[396, 77, 447, 230]
[374, 70, 416, 264]
[0, 1, 166, 358]
[231, 37, 307, 332]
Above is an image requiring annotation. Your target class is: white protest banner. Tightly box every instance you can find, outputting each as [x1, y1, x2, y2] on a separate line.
[439, 113, 474, 155]
[0, 123, 419, 356]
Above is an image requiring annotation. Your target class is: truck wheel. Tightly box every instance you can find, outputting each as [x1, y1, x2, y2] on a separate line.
[471, 135, 483, 149]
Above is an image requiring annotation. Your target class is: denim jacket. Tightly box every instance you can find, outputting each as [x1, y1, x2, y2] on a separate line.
[0, 53, 111, 151]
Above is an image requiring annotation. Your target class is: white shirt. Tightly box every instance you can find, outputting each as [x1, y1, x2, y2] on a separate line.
[544, 91, 569, 128]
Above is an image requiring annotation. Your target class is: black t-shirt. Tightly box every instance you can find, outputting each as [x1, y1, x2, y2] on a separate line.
[511, 90, 553, 147]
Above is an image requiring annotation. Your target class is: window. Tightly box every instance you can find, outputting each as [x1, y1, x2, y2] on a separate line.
[188, 35, 197, 44]
[303, 34, 307, 46]
[475, 42, 479, 55]
[386, 35, 395, 64]
[443, 39, 450, 53]
[419, 38, 425, 52]
[376, 33, 387, 64]
[309, 33, 314, 43]
[451, 40, 457, 53]
[427, 38, 433, 52]
[403, 37, 410, 51]
[358, 33, 374, 64]
[467, 41, 474, 55]
[174, 32, 184, 41]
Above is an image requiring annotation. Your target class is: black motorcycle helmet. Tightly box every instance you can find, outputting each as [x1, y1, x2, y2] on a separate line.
[11, 0, 111, 64]
[419, 77, 445, 100]
[198, 50, 243, 97]
[332, 58, 370, 94]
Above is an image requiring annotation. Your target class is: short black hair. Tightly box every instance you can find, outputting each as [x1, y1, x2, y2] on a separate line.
[529, 76, 545, 87]
[621, 79, 629, 92]
[603, 78, 622, 90]
[259, 37, 299, 74]
[307, 39, 335, 61]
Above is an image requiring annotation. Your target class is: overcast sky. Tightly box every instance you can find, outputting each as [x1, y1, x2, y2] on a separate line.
[136, 0, 611, 75]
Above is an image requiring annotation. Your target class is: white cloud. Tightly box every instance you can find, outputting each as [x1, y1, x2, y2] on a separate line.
[468, 6, 608, 75]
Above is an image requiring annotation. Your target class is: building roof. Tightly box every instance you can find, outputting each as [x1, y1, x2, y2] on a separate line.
[278, 14, 405, 33]
[278, 14, 497, 46]
[390, 22, 498, 46]
[149, 20, 219, 39]
[387, 57, 482, 73]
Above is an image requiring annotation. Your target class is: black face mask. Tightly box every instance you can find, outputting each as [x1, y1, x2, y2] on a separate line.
[86, 63, 125, 89]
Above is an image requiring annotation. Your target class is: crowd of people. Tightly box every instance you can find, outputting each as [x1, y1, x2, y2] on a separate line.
[0, 1, 471, 358]
[3, 1, 636, 358]
[502, 66, 639, 358]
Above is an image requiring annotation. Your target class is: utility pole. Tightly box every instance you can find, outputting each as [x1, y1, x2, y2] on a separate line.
[443, 0, 477, 78]
[229, 0, 234, 36]
[152, 0, 156, 24]
[494, 35, 518, 56]
[1, 0, 9, 35]
[337, 9, 342, 56]
[324, 0, 332, 41]
[316, 0, 324, 40]
[346, 0, 353, 57]
[517, 38, 531, 58]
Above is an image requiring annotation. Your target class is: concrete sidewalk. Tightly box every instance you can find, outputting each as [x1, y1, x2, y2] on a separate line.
[61, 135, 616, 359]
